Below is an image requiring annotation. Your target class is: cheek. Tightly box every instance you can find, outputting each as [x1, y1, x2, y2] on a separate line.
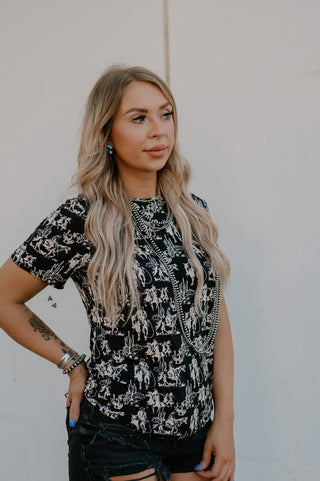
[168, 124, 175, 147]
[166, 118, 175, 136]
[113, 126, 144, 155]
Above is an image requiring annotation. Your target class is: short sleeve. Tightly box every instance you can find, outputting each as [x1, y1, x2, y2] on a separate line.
[191, 193, 219, 247]
[191, 193, 209, 212]
[11, 197, 92, 289]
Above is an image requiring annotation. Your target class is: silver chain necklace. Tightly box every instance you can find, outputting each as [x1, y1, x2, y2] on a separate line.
[130, 200, 221, 355]
[130, 197, 173, 235]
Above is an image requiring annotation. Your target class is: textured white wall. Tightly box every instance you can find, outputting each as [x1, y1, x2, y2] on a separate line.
[0, 1, 164, 480]
[1, 1, 319, 480]
[169, 1, 320, 480]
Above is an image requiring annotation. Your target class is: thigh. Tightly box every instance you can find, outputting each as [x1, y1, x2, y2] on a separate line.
[171, 474, 209, 481]
[109, 468, 160, 480]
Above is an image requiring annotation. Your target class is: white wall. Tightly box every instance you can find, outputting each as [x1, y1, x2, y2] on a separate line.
[1, 1, 319, 480]
[0, 1, 164, 480]
[168, 1, 320, 480]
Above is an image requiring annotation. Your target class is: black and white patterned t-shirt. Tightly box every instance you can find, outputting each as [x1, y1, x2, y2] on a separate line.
[11, 193, 220, 437]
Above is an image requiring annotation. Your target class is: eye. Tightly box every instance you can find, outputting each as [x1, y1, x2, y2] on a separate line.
[132, 115, 146, 123]
[163, 111, 174, 119]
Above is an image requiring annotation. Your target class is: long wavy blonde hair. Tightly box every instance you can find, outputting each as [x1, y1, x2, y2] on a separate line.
[71, 64, 230, 323]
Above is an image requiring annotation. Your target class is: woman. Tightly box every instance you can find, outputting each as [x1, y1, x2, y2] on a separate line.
[0, 65, 235, 481]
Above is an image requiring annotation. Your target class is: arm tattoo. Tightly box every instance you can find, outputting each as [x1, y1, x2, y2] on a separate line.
[28, 313, 58, 341]
[26, 309, 67, 348]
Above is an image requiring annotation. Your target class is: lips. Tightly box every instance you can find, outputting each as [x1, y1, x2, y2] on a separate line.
[144, 144, 167, 152]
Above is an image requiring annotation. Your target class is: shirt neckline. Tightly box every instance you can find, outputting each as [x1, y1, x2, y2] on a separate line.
[129, 195, 163, 202]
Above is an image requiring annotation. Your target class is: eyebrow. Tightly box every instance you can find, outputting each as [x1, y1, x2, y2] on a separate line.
[124, 102, 172, 115]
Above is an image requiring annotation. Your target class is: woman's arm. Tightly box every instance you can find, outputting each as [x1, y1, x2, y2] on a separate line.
[0, 258, 87, 423]
[197, 295, 236, 481]
[212, 295, 235, 422]
[0, 258, 72, 362]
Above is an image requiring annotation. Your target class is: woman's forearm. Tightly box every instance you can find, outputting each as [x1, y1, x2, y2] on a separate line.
[212, 295, 235, 422]
[0, 302, 71, 366]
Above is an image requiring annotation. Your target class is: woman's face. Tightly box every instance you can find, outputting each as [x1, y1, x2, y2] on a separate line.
[110, 81, 175, 180]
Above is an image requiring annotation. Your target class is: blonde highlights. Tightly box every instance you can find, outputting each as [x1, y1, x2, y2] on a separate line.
[70, 64, 230, 322]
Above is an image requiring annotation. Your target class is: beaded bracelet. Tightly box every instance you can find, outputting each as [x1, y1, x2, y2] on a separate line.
[57, 349, 78, 370]
[62, 353, 86, 374]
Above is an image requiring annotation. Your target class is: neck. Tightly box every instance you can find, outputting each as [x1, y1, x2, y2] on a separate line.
[126, 184, 158, 200]
[118, 168, 158, 199]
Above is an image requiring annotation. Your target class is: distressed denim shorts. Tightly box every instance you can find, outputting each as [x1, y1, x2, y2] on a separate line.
[66, 397, 214, 481]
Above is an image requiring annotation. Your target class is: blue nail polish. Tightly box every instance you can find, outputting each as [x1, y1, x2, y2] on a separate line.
[69, 418, 76, 427]
[194, 464, 202, 471]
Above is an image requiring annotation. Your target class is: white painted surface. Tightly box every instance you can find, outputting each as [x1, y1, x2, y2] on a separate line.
[169, 1, 320, 480]
[1, 1, 319, 480]
[0, 1, 164, 480]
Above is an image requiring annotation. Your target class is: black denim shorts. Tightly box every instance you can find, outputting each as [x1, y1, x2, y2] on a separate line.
[66, 397, 214, 481]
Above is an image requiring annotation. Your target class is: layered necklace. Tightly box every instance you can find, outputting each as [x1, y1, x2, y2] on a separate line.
[130, 196, 221, 356]
[129, 195, 173, 237]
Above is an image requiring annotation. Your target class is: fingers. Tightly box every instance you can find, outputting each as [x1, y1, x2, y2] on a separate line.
[212, 462, 228, 480]
[227, 459, 236, 481]
[195, 444, 212, 472]
[65, 364, 87, 427]
[214, 455, 235, 481]
[67, 392, 83, 427]
[209, 455, 224, 478]
[196, 454, 226, 479]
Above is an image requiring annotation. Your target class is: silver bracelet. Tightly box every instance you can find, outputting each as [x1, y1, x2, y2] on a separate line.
[57, 349, 78, 370]
[62, 354, 86, 374]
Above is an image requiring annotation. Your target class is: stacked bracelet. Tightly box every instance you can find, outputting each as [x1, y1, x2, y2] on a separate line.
[62, 353, 86, 374]
[57, 350, 78, 370]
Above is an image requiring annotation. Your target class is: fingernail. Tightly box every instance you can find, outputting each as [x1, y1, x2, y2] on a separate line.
[194, 464, 202, 471]
[69, 418, 76, 427]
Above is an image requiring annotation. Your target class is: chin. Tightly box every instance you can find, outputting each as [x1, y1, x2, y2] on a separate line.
[143, 158, 168, 170]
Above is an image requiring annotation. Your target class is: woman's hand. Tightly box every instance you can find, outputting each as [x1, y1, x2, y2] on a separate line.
[196, 417, 235, 481]
[66, 362, 88, 426]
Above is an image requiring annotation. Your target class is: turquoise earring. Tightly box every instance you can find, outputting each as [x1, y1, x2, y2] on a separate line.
[106, 144, 113, 156]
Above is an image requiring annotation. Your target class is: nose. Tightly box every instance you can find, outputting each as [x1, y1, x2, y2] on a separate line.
[148, 117, 164, 138]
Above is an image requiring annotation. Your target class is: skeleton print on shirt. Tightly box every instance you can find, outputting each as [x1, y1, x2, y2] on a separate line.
[11, 193, 220, 437]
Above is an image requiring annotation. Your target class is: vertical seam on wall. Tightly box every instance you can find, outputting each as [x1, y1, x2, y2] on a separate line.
[163, 0, 170, 87]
